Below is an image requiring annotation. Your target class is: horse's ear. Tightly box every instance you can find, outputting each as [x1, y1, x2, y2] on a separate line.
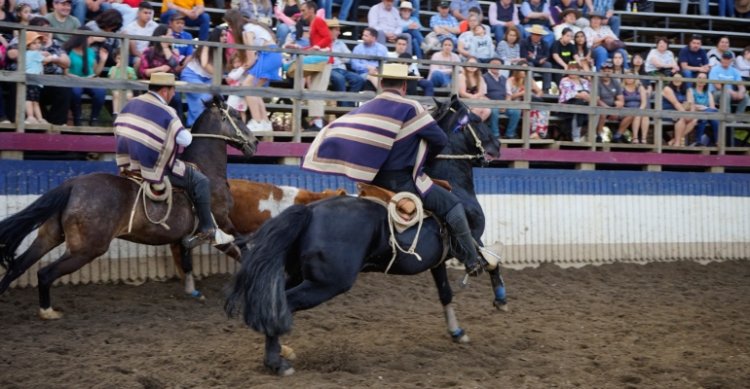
[213, 94, 225, 109]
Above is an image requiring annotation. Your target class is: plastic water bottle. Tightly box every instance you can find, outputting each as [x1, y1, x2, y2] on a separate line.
[626, 1, 632, 12]
[633, 2, 638, 12]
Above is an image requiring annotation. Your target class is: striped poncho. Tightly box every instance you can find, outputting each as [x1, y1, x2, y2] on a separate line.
[114, 92, 186, 183]
[302, 91, 447, 195]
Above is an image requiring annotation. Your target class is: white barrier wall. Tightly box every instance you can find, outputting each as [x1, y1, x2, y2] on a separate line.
[1, 161, 749, 287]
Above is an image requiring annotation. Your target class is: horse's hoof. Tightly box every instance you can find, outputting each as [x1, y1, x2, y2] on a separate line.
[189, 290, 207, 301]
[38, 307, 63, 320]
[280, 345, 296, 361]
[450, 328, 470, 344]
[265, 358, 295, 377]
[494, 299, 509, 312]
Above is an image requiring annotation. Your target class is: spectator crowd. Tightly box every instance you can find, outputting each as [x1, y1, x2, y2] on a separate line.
[0, 0, 748, 146]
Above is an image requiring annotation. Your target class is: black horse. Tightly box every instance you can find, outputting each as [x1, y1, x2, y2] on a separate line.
[225, 95, 505, 376]
[0, 96, 258, 319]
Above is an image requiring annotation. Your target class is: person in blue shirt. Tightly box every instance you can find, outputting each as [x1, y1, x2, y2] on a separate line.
[708, 51, 749, 117]
[351, 27, 389, 88]
[679, 34, 709, 86]
[168, 13, 194, 68]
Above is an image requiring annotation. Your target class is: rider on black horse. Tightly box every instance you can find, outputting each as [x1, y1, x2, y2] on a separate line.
[113, 72, 233, 248]
[302, 64, 483, 275]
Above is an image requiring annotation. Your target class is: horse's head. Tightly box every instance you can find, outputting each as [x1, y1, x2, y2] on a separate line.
[193, 95, 259, 157]
[432, 95, 500, 165]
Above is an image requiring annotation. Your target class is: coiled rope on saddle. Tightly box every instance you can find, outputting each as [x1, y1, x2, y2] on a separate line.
[126, 176, 173, 232]
[385, 192, 424, 274]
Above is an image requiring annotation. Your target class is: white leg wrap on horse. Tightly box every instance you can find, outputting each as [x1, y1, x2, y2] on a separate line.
[443, 304, 460, 333]
[39, 307, 63, 320]
[184, 273, 196, 294]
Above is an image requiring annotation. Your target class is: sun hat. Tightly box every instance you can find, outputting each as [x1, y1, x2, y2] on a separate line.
[140, 72, 187, 86]
[375, 63, 420, 80]
[526, 25, 550, 36]
[25, 31, 44, 47]
[399, 1, 414, 9]
[326, 18, 341, 28]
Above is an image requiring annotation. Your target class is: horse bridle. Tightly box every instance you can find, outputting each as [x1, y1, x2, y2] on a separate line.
[191, 105, 256, 150]
[435, 107, 488, 164]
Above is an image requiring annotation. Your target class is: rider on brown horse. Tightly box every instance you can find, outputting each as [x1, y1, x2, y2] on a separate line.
[114, 72, 233, 248]
[301, 63, 482, 275]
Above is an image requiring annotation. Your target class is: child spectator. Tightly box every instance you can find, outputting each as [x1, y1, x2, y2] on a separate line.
[734, 46, 750, 81]
[550, 27, 575, 85]
[168, 13, 194, 69]
[459, 22, 495, 62]
[572, 30, 591, 72]
[160, 0, 210, 41]
[107, 47, 137, 119]
[13, 0, 46, 17]
[397, 1, 423, 59]
[226, 52, 249, 122]
[14, 3, 32, 33]
[24, 31, 50, 124]
[451, 0, 481, 22]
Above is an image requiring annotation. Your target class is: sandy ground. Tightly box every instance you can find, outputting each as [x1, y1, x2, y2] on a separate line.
[1, 260, 749, 389]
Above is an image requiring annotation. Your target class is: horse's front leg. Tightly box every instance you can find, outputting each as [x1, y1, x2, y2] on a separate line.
[169, 243, 204, 300]
[430, 264, 470, 344]
[489, 266, 508, 311]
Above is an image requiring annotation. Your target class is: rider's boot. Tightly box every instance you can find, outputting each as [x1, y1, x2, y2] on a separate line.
[445, 204, 483, 276]
[181, 169, 233, 248]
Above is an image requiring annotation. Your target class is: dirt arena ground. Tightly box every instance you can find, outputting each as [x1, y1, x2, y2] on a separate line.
[1, 260, 748, 389]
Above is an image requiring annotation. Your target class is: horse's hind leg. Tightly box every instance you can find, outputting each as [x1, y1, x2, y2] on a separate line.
[37, 245, 109, 320]
[431, 264, 470, 344]
[0, 221, 64, 294]
[264, 335, 294, 376]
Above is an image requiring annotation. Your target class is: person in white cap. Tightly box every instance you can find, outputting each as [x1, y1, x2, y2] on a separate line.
[114, 73, 233, 248]
[302, 63, 483, 276]
[397, 1, 424, 58]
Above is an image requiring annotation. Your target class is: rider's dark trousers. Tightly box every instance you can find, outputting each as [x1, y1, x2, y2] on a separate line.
[168, 164, 213, 231]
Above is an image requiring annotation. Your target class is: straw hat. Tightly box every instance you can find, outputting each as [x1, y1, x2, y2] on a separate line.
[25, 31, 44, 47]
[326, 18, 341, 28]
[375, 63, 420, 80]
[399, 1, 414, 9]
[140, 72, 187, 87]
[525, 25, 549, 36]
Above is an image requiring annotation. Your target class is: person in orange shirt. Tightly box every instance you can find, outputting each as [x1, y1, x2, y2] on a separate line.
[161, 0, 210, 40]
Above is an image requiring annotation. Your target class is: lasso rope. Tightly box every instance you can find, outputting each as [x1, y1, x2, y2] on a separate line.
[385, 192, 424, 274]
[127, 177, 173, 233]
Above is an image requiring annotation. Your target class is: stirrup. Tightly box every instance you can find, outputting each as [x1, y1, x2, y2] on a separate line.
[182, 229, 234, 249]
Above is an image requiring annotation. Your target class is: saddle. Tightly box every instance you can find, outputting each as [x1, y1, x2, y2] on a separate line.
[119, 169, 184, 201]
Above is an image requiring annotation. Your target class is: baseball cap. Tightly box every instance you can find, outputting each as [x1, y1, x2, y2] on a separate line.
[438, 1, 450, 8]
[721, 51, 734, 59]
[601, 60, 614, 69]
[53, 0, 72, 3]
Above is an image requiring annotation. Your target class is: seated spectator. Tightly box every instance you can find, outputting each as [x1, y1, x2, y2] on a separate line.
[583, 11, 627, 70]
[484, 57, 519, 138]
[550, 0, 587, 25]
[397, 1, 423, 59]
[122, 2, 158, 70]
[506, 60, 545, 138]
[737, 0, 750, 17]
[583, 0, 620, 37]
[520, 0, 555, 47]
[645, 37, 680, 77]
[1, 0, 16, 43]
[320, 0, 354, 21]
[14, 0, 47, 17]
[180, 27, 225, 127]
[45, 0, 80, 44]
[108, 0, 139, 26]
[168, 13, 194, 67]
[85, 9, 123, 66]
[451, 0, 481, 22]
[63, 27, 108, 126]
[458, 16, 495, 62]
[631, 52, 651, 94]
[550, 27, 575, 85]
[689, 72, 720, 146]
[239, 0, 273, 25]
[558, 61, 591, 142]
[709, 51, 749, 117]
[715, 0, 734, 16]
[611, 50, 625, 74]
[572, 30, 591, 72]
[595, 60, 623, 142]
[735, 46, 750, 81]
[707, 36, 733, 68]
[553, 8, 581, 40]
[139, 24, 185, 121]
[495, 25, 524, 72]
[368, 0, 412, 55]
[428, 37, 461, 88]
[520, 24, 552, 93]
[351, 27, 388, 89]
[617, 70, 649, 143]
[680, 0, 709, 15]
[457, 56, 491, 121]
[429, 1, 460, 48]
[389, 38, 434, 96]
[489, 0, 524, 44]
[679, 34, 710, 83]
[662, 74, 696, 147]
[160, 0, 210, 41]
[274, 0, 301, 47]
[458, 6, 488, 34]
[328, 18, 365, 107]
[108, 47, 137, 119]
[13, 3, 32, 30]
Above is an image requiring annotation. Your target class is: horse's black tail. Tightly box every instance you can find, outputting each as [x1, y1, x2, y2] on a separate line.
[225, 204, 312, 337]
[0, 183, 72, 284]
